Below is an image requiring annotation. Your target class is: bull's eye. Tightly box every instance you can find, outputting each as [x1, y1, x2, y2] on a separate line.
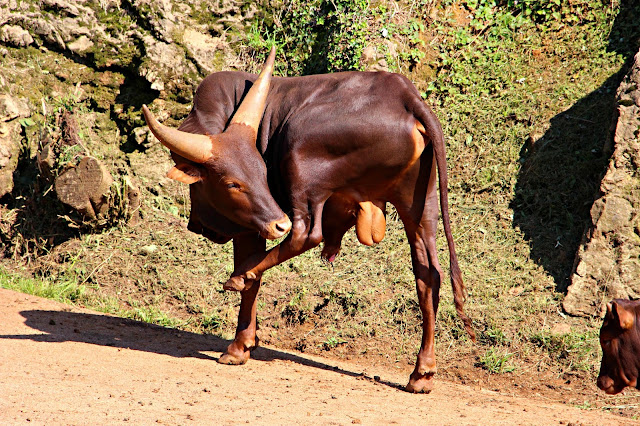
[227, 182, 241, 190]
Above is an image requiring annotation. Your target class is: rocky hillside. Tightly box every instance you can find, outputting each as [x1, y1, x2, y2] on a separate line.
[0, 0, 264, 253]
[1, 0, 422, 249]
[565, 51, 640, 316]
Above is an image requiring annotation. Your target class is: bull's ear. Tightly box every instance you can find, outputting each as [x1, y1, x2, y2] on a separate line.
[167, 164, 204, 184]
[612, 301, 635, 330]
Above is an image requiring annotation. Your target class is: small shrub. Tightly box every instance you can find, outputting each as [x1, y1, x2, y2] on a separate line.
[477, 348, 516, 373]
[530, 331, 599, 372]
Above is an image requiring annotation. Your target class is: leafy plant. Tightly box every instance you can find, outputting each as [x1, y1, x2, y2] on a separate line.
[19, 117, 36, 128]
[247, 0, 373, 75]
[530, 331, 599, 371]
[502, 0, 611, 27]
[321, 330, 348, 350]
[477, 348, 516, 373]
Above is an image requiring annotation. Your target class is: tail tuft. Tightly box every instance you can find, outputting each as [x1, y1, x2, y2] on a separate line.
[451, 265, 476, 342]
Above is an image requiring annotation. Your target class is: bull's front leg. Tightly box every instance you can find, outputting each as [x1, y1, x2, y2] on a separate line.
[218, 234, 265, 365]
[224, 199, 327, 291]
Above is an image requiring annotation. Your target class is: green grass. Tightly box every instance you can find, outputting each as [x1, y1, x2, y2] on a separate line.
[478, 348, 516, 374]
[0, 267, 89, 304]
[0, 265, 177, 328]
[530, 330, 600, 372]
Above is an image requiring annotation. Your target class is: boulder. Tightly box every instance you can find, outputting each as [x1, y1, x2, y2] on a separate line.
[0, 95, 30, 198]
[0, 24, 34, 47]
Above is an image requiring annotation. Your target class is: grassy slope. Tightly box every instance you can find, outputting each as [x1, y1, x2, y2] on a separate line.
[1, 0, 639, 417]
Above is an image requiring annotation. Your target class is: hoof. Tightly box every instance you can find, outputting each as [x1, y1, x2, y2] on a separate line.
[218, 351, 249, 365]
[218, 338, 259, 365]
[405, 372, 435, 394]
[223, 275, 254, 292]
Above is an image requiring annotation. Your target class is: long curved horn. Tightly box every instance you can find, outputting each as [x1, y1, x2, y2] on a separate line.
[229, 46, 276, 131]
[142, 105, 214, 163]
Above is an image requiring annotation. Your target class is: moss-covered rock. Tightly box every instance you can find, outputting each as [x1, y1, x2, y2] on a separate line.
[0, 95, 30, 198]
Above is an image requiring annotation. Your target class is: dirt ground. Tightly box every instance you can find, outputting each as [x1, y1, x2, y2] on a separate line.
[0, 288, 636, 425]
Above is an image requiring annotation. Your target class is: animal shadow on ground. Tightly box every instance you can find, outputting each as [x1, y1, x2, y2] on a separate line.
[511, 0, 640, 292]
[0, 309, 404, 391]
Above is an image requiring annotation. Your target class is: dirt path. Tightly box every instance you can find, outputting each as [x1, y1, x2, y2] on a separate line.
[0, 289, 635, 425]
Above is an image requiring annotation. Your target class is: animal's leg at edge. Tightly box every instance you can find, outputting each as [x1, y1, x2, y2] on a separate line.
[219, 234, 265, 365]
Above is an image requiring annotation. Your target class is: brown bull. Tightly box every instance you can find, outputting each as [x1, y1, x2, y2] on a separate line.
[142, 48, 475, 393]
[597, 299, 640, 394]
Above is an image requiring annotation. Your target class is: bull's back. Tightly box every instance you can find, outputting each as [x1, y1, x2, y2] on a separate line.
[268, 72, 425, 187]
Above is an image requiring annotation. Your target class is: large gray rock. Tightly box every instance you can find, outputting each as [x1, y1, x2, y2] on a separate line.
[0, 94, 30, 198]
[564, 50, 640, 317]
[0, 24, 34, 47]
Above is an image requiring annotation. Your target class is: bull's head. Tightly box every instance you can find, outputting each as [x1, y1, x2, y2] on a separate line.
[597, 299, 640, 394]
[142, 47, 291, 240]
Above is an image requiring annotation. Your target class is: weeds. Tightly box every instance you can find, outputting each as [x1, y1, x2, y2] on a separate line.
[479, 325, 510, 346]
[281, 288, 311, 325]
[246, 0, 428, 76]
[246, 0, 371, 75]
[477, 348, 516, 374]
[321, 334, 348, 350]
[530, 330, 599, 372]
[199, 312, 223, 333]
[129, 303, 179, 327]
[0, 268, 87, 303]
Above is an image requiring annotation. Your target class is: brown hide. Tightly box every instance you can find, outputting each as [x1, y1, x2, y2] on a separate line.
[148, 53, 474, 393]
[597, 299, 640, 394]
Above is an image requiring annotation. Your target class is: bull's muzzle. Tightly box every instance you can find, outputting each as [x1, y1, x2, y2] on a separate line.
[597, 375, 617, 394]
[597, 373, 636, 394]
[264, 216, 292, 240]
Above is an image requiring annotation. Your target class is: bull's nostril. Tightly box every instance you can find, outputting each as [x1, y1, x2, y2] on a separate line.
[274, 217, 291, 234]
[597, 375, 613, 390]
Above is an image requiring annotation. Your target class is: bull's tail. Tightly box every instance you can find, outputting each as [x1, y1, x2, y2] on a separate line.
[412, 97, 476, 342]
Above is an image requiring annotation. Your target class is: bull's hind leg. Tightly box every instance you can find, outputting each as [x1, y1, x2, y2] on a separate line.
[403, 215, 442, 393]
[219, 233, 265, 365]
[396, 150, 442, 393]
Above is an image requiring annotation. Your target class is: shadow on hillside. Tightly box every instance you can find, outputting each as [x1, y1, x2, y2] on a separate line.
[0, 309, 404, 391]
[511, 0, 640, 292]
